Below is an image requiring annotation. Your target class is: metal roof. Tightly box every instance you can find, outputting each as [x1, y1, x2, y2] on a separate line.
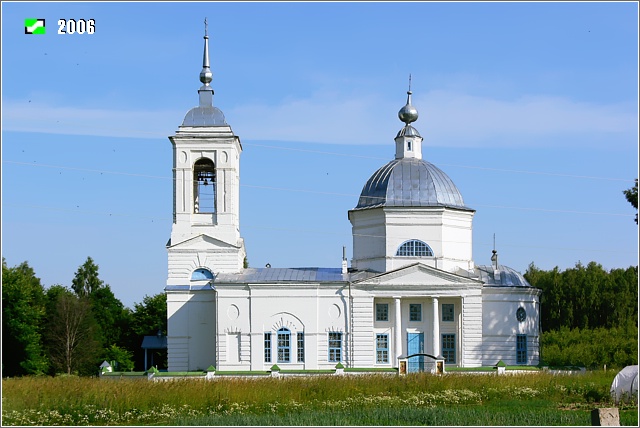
[475, 265, 532, 287]
[355, 158, 472, 210]
[141, 335, 168, 349]
[396, 124, 421, 138]
[167, 265, 531, 288]
[214, 267, 350, 283]
[182, 106, 227, 126]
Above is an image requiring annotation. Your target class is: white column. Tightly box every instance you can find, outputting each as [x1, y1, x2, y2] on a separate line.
[394, 297, 402, 366]
[432, 297, 440, 357]
[459, 297, 464, 367]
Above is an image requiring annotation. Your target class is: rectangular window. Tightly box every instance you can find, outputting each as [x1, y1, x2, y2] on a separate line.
[264, 333, 271, 363]
[442, 304, 455, 322]
[297, 332, 305, 363]
[376, 334, 389, 364]
[442, 333, 456, 364]
[516, 334, 527, 364]
[328, 332, 342, 362]
[376, 303, 389, 321]
[409, 303, 422, 322]
[277, 329, 291, 363]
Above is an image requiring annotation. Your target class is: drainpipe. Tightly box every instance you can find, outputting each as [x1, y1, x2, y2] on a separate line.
[210, 280, 219, 371]
[342, 246, 353, 368]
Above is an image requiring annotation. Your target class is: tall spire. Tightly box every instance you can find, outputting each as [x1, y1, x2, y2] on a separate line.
[198, 18, 214, 107]
[200, 18, 213, 86]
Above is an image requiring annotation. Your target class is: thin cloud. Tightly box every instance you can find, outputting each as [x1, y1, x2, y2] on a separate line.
[419, 91, 637, 148]
[3, 91, 636, 149]
[2, 100, 179, 139]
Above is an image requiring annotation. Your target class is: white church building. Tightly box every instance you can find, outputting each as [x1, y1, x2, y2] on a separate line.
[164, 28, 541, 373]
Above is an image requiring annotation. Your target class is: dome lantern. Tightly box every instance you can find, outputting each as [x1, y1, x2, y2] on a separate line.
[395, 75, 423, 160]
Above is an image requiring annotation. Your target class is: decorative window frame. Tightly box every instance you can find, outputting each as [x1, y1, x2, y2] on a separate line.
[277, 328, 291, 364]
[395, 240, 434, 257]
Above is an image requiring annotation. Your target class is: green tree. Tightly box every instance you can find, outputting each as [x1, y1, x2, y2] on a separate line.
[44, 287, 101, 375]
[71, 256, 104, 297]
[623, 178, 638, 224]
[103, 344, 135, 372]
[526, 261, 638, 332]
[128, 293, 168, 370]
[89, 285, 132, 349]
[1, 259, 49, 376]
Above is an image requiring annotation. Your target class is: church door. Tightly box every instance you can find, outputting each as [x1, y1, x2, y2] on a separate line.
[407, 332, 424, 373]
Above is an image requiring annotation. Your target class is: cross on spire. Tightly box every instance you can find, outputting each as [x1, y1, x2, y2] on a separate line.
[204, 17, 208, 37]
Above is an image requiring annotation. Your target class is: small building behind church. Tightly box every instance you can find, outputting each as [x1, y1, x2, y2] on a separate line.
[164, 27, 541, 373]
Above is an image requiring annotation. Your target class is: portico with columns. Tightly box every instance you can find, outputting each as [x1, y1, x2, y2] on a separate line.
[349, 263, 484, 371]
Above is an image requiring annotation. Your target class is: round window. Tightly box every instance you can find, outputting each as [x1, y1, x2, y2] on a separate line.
[516, 307, 526, 322]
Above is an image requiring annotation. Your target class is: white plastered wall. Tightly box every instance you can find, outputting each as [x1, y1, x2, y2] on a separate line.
[481, 287, 541, 366]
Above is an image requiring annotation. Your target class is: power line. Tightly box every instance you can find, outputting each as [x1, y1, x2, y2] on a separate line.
[3, 203, 636, 256]
[3, 160, 635, 218]
[243, 143, 635, 182]
[5, 135, 637, 183]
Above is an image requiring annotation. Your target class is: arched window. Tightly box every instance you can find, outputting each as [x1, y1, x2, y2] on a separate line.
[193, 158, 215, 213]
[191, 268, 214, 281]
[277, 328, 291, 363]
[396, 240, 433, 257]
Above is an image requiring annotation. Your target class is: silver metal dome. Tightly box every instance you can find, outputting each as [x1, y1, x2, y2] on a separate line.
[182, 106, 227, 126]
[475, 265, 532, 287]
[398, 91, 418, 124]
[396, 125, 421, 138]
[355, 158, 472, 210]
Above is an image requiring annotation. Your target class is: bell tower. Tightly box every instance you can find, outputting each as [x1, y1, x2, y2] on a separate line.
[166, 19, 245, 285]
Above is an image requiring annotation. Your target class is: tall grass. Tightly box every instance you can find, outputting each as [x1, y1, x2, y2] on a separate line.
[2, 371, 637, 426]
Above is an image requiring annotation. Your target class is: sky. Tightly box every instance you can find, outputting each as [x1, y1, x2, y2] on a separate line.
[2, 1, 638, 309]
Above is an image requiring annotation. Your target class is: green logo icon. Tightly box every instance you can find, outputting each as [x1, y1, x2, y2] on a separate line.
[25, 18, 46, 34]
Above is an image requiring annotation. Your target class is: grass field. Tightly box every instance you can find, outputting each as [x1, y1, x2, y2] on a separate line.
[2, 370, 638, 426]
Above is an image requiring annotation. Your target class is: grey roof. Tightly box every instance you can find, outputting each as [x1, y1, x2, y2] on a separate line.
[475, 265, 532, 287]
[214, 267, 349, 283]
[182, 106, 227, 126]
[167, 265, 532, 288]
[355, 158, 472, 210]
[141, 335, 168, 349]
[396, 124, 421, 138]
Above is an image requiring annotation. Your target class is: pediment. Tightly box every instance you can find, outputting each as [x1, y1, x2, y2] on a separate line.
[167, 234, 238, 250]
[353, 263, 483, 290]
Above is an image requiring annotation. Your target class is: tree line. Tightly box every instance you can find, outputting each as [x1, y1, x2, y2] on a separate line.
[524, 261, 638, 369]
[2, 257, 166, 377]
